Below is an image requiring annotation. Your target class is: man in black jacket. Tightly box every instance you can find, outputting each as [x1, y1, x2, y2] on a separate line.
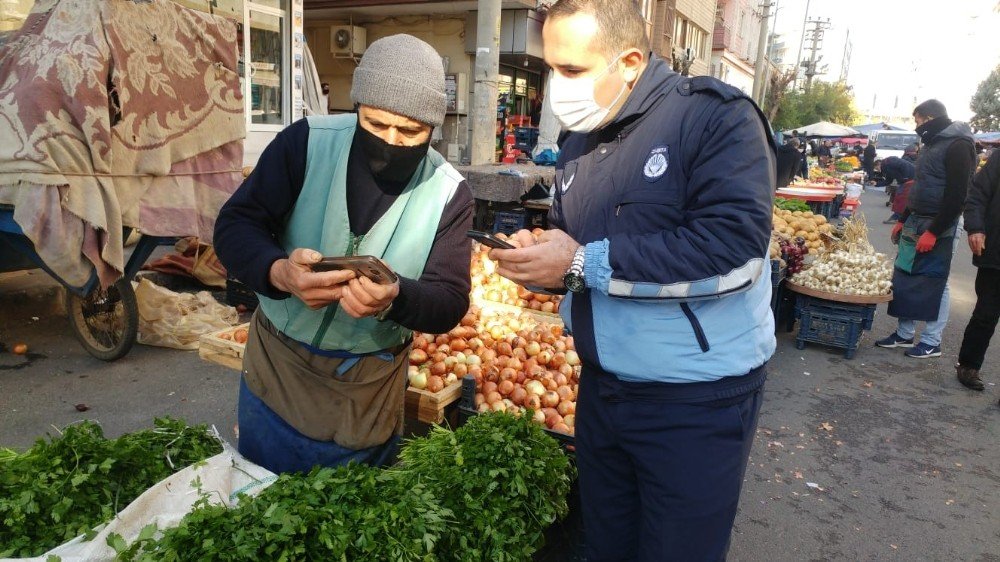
[877, 99, 977, 359]
[863, 141, 877, 182]
[955, 150, 1000, 403]
[776, 138, 803, 187]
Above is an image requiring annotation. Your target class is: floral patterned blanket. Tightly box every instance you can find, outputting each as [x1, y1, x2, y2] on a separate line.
[0, 0, 244, 288]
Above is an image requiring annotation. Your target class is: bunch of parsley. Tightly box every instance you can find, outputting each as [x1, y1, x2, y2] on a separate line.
[0, 418, 222, 557]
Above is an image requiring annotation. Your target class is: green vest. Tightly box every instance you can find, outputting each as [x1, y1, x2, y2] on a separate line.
[257, 114, 462, 353]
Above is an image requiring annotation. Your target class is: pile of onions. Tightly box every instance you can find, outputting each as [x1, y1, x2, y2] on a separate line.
[408, 305, 582, 436]
[469, 231, 563, 314]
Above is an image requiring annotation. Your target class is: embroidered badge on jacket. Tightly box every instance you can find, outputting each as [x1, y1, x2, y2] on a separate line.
[643, 146, 669, 182]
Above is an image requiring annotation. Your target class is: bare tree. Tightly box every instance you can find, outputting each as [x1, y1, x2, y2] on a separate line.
[763, 68, 797, 122]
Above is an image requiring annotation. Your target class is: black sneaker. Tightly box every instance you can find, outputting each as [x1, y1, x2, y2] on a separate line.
[956, 364, 984, 391]
[905, 342, 942, 358]
[875, 333, 915, 348]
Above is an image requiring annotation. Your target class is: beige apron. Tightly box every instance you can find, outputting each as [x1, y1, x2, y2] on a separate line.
[242, 311, 408, 450]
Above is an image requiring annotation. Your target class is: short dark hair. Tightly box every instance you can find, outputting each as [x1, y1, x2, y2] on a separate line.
[913, 99, 948, 120]
[545, 0, 650, 59]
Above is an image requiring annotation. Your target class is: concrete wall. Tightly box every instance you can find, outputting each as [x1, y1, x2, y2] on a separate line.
[305, 15, 472, 161]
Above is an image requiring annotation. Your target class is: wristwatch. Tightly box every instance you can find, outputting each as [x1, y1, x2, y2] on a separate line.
[562, 246, 587, 293]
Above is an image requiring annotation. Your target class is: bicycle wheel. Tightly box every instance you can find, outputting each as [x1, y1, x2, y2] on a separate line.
[65, 278, 139, 361]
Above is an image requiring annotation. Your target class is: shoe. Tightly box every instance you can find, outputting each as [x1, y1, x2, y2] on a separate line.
[885, 201, 891, 207]
[882, 217, 897, 224]
[955, 364, 984, 391]
[905, 342, 942, 358]
[875, 333, 915, 348]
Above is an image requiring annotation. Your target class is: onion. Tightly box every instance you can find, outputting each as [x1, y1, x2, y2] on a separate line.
[444, 356, 457, 369]
[490, 401, 507, 413]
[408, 369, 428, 390]
[409, 349, 428, 365]
[427, 375, 445, 393]
[557, 400, 576, 416]
[437, 344, 451, 355]
[551, 422, 571, 434]
[549, 352, 567, 369]
[477, 402, 490, 413]
[507, 357, 523, 370]
[512, 347, 528, 361]
[556, 385, 573, 402]
[526, 394, 542, 411]
[532, 409, 546, 424]
[554, 373, 569, 387]
[535, 293, 552, 303]
[525, 380, 546, 397]
[511, 386, 527, 405]
[541, 302, 556, 313]
[468, 364, 483, 378]
[432, 352, 447, 364]
[498, 380, 515, 396]
[490, 326, 505, 340]
[554, 339, 567, 353]
[497, 342, 513, 357]
[543, 378, 559, 392]
[466, 354, 482, 367]
[565, 350, 581, 366]
[525, 341, 542, 357]
[445, 373, 458, 385]
[430, 362, 447, 376]
[486, 390, 502, 405]
[426, 343, 438, 355]
[514, 336, 528, 350]
[412, 335, 428, 350]
[468, 337, 484, 350]
[558, 363, 574, 377]
[562, 414, 575, 428]
[453, 363, 468, 377]
[461, 314, 476, 327]
[537, 350, 553, 366]
[483, 381, 498, 396]
[515, 371, 527, 384]
[499, 367, 517, 382]
[542, 390, 560, 409]
[474, 393, 486, 407]
[545, 412, 563, 429]
[450, 338, 468, 352]
[435, 334, 449, 346]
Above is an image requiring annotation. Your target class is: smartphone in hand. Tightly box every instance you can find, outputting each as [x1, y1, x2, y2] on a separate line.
[467, 230, 516, 249]
[311, 256, 398, 284]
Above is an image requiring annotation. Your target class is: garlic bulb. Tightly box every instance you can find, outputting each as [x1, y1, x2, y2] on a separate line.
[789, 249, 892, 296]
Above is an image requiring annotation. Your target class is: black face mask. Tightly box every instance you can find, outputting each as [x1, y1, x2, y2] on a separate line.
[355, 125, 430, 183]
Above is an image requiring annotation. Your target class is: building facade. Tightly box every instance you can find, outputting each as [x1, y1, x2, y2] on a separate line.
[649, 0, 717, 77]
[710, 0, 761, 94]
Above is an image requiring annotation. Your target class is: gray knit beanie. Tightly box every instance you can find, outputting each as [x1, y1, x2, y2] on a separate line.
[351, 34, 446, 128]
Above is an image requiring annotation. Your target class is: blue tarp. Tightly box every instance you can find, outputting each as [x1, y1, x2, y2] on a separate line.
[974, 132, 1000, 144]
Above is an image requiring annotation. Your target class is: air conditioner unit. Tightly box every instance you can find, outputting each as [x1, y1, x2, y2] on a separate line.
[331, 25, 366, 57]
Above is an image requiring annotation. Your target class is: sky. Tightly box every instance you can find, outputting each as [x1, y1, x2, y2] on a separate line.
[770, 0, 1000, 125]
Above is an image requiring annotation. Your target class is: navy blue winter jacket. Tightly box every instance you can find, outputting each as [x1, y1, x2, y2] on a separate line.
[551, 56, 777, 383]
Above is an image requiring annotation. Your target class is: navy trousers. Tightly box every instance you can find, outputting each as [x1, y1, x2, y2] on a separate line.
[237, 376, 400, 474]
[575, 366, 765, 562]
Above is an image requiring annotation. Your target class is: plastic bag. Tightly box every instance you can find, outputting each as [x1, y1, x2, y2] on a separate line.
[135, 278, 239, 350]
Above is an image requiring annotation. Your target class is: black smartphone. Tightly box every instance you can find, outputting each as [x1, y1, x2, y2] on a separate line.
[311, 255, 399, 284]
[467, 230, 516, 249]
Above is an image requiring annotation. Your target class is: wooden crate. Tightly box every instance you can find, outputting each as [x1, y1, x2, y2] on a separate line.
[198, 324, 249, 371]
[405, 381, 463, 424]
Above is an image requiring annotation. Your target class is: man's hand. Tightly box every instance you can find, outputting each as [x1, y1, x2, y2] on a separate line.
[916, 231, 938, 253]
[969, 233, 986, 256]
[269, 248, 355, 309]
[891, 222, 904, 245]
[489, 229, 580, 289]
[340, 275, 400, 319]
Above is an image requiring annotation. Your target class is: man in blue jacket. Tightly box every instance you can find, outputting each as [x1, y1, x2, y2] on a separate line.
[491, 0, 776, 559]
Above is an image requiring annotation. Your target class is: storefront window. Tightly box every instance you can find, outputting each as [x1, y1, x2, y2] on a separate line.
[246, 1, 287, 130]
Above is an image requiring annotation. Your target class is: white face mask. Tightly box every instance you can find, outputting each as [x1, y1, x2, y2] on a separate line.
[548, 53, 629, 133]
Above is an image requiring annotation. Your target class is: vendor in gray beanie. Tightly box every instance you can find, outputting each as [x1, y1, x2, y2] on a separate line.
[351, 34, 447, 128]
[214, 33, 473, 475]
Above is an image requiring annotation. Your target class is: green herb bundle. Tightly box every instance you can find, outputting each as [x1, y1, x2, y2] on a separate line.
[121, 464, 452, 562]
[775, 197, 812, 212]
[0, 418, 222, 557]
[120, 413, 573, 562]
[396, 412, 575, 562]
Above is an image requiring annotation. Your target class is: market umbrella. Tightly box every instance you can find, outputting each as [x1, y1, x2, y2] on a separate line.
[783, 121, 861, 138]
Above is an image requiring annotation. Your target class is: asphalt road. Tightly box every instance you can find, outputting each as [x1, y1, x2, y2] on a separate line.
[0, 192, 997, 561]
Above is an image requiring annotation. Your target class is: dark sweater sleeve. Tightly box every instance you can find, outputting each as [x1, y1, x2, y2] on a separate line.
[928, 140, 976, 236]
[385, 182, 474, 334]
[964, 151, 1000, 234]
[214, 119, 310, 299]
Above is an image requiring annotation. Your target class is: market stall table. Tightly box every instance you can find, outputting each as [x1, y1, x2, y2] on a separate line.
[454, 163, 555, 202]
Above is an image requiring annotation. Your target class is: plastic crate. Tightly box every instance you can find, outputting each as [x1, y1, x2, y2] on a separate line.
[793, 295, 877, 358]
[226, 278, 259, 310]
[492, 209, 529, 236]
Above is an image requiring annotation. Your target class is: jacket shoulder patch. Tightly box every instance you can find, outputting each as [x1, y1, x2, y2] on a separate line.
[679, 76, 747, 102]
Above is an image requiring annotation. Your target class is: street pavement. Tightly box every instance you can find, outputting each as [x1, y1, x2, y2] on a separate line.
[0, 192, 997, 561]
